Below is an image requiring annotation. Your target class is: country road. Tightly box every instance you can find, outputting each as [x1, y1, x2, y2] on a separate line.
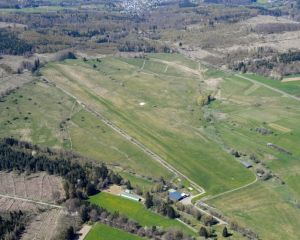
[0, 193, 63, 209]
[202, 176, 258, 202]
[236, 74, 300, 102]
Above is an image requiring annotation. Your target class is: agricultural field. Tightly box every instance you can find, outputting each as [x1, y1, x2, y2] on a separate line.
[42, 54, 255, 195]
[85, 223, 145, 240]
[89, 192, 196, 236]
[0, 171, 65, 203]
[202, 69, 300, 239]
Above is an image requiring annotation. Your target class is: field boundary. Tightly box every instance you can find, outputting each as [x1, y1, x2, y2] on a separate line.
[202, 176, 258, 202]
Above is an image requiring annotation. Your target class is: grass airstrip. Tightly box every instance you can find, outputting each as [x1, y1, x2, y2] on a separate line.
[42, 54, 254, 195]
[1, 53, 300, 239]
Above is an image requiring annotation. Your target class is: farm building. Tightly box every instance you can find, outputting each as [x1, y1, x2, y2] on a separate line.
[168, 189, 187, 202]
[120, 191, 141, 202]
[241, 161, 252, 168]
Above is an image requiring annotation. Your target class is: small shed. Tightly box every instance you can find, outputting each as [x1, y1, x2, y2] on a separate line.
[120, 192, 141, 202]
[241, 161, 252, 168]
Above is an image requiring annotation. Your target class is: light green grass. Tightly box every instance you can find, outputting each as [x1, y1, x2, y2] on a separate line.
[203, 69, 300, 239]
[89, 192, 195, 236]
[208, 182, 300, 240]
[0, 80, 171, 179]
[118, 171, 155, 192]
[42, 56, 254, 195]
[243, 73, 300, 97]
[85, 223, 144, 240]
[0, 81, 74, 147]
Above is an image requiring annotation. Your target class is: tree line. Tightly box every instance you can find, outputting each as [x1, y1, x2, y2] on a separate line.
[0, 211, 26, 240]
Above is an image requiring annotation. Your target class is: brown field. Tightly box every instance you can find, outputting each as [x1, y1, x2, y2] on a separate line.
[268, 123, 291, 133]
[0, 197, 39, 212]
[103, 184, 123, 196]
[21, 208, 64, 240]
[0, 171, 68, 240]
[0, 171, 65, 203]
[0, 72, 33, 96]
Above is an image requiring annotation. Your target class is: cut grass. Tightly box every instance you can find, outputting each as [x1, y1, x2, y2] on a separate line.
[84, 223, 144, 240]
[89, 192, 196, 236]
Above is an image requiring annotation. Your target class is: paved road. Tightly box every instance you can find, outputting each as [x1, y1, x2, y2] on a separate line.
[0, 193, 63, 209]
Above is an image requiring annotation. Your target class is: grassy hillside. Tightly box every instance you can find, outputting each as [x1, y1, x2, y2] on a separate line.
[42, 54, 254, 195]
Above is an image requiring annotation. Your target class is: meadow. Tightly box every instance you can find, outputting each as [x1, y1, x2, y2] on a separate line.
[203, 69, 300, 239]
[85, 223, 144, 240]
[89, 192, 196, 236]
[0, 80, 171, 179]
[243, 73, 300, 97]
[42, 54, 254, 195]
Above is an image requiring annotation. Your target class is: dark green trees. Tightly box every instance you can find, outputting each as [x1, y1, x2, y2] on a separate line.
[145, 192, 154, 209]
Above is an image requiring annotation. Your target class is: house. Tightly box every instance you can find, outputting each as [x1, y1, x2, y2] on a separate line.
[120, 191, 141, 202]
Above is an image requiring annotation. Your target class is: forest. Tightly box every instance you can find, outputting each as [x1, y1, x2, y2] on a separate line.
[0, 29, 33, 55]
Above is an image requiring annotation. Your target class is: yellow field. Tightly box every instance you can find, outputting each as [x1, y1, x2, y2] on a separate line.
[269, 123, 291, 133]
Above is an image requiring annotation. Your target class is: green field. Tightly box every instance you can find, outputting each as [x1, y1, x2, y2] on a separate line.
[118, 171, 155, 192]
[85, 223, 144, 240]
[203, 69, 300, 239]
[243, 73, 300, 97]
[89, 192, 195, 236]
[0, 80, 171, 179]
[42, 54, 254, 195]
